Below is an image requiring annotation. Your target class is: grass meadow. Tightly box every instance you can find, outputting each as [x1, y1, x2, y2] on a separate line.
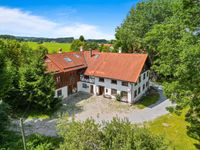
[147, 109, 198, 150]
[23, 41, 71, 53]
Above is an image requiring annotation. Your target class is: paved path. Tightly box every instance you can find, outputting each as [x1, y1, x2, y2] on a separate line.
[11, 85, 175, 136]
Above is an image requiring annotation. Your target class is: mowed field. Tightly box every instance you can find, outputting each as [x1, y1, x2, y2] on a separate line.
[147, 109, 198, 150]
[23, 41, 71, 53]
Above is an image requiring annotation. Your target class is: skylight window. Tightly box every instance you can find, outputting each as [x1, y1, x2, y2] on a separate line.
[94, 54, 99, 59]
[64, 57, 72, 62]
[74, 54, 80, 58]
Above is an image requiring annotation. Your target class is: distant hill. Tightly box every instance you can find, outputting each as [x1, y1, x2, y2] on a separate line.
[87, 39, 108, 43]
[0, 35, 109, 43]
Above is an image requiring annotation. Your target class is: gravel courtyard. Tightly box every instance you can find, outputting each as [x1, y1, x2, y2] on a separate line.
[62, 88, 173, 124]
[11, 86, 174, 136]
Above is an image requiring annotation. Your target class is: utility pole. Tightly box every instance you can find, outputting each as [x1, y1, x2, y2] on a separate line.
[19, 118, 27, 150]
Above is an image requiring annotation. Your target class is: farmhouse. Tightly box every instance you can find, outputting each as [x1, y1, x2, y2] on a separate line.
[45, 50, 150, 103]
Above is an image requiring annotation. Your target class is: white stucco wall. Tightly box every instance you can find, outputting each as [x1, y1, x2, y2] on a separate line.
[77, 81, 96, 93]
[131, 70, 150, 103]
[94, 77, 132, 103]
[55, 86, 68, 99]
[77, 70, 150, 103]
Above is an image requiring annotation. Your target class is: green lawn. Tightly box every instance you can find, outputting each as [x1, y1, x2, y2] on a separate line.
[135, 89, 160, 109]
[23, 41, 71, 53]
[147, 109, 198, 150]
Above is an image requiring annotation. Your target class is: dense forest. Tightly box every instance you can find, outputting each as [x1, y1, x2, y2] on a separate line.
[115, 0, 200, 143]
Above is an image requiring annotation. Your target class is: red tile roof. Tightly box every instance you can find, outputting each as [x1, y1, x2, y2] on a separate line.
[45, 51, 87, 73]
[45, 51, 148, 82]
[83, 51, 148, 82]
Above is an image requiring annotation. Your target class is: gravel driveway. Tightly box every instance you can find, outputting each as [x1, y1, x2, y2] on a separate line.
[11, 85, 175, 136]
[73, 88, 174, 123]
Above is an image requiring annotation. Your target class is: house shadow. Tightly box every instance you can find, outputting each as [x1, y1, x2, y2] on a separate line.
[147, 88, 169, 109]
[55, 91, 92, 117]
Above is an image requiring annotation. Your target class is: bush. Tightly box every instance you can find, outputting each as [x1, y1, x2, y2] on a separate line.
[115, 94, 122, 101]
[27, 134, 61, 150]
[0, 132, 61, 150]
[57, 116, 168, 150]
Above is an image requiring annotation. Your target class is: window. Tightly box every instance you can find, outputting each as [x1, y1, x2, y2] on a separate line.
[111, 80, 117, 84]
[147, 71, 149, 77]
[84, 75, 89, 79]
[99, 78, 104, 82]
[122, 81, 128, 86]
[74, 54, 80, 58]
[94, 54, 99, 59]
[82, 83, 88, 88]
[139, 76, 141, 83]
[143, 84, 145, 90]
[121, 91, 128, 98]
[64, 57, 72, 62]
[143, 73, 146, 80]
[56, 76, 61, 83]
[111, 89, 117, 95]
[138, 87, 141, 94]
[106, 89, 108, 93]
[146, 81, 149, 87]
[135, 82, 137, 86]
[57, 90, 62, 97]
[134, 90, 137, 98]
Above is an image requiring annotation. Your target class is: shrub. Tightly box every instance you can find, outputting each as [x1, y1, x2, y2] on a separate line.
[115, 94, 122, 101]
[57, 116, 168, 150]
[27, 134, 61, 150]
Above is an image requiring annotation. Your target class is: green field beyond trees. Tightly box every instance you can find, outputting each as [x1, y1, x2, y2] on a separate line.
[23, 41, 71, 53]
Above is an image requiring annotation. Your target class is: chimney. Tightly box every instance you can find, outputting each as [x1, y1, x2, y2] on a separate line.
[89, 48, 92, 57]
[58, 48, 62, 54]
[118, 47, 122, 53]
[80, 46, 83, 52]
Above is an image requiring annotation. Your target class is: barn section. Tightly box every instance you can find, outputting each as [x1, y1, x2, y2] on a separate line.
[45, 51, 87, 98]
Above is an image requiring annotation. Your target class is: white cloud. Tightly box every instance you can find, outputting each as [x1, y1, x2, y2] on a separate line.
[0, 7, 114, 39]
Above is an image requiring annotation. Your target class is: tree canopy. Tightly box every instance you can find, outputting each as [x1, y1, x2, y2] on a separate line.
[57, 117, 167, 150]
[0, 39, 60, 113]
[115, 0, 200, 143]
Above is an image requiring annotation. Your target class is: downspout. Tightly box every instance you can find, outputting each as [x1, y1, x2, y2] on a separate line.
[131, 83, 133, 104]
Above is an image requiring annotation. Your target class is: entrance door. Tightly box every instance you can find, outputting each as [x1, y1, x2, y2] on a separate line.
[68, 84, 77, 95]
[99, 86, 105, 95]
[68, 85, 73, 95]
[90, 85, 94, 94]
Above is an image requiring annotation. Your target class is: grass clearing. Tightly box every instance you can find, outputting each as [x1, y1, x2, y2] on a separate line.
[135, 89, 160, 109]
[22, 41, 71, 53]
[147, 109, 198, 150]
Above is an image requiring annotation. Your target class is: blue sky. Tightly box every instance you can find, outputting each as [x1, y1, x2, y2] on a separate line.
[0, 0, 139, 39]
